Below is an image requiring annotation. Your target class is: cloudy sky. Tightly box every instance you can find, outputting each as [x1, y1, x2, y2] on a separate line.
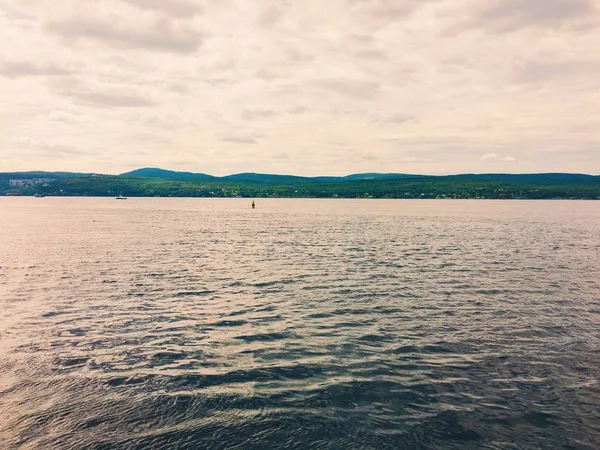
[1, 0, 599, 176]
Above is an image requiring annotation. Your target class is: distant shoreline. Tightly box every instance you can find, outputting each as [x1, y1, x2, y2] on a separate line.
[2, 195, 598, 201]
[2, 170, 599, 200]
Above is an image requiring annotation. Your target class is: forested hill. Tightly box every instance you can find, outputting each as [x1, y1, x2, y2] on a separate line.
[120, 169, 599, 185]
[121, 168, 216, 182]
[119, 168, 422, 183]
[1, 169, 599, 199]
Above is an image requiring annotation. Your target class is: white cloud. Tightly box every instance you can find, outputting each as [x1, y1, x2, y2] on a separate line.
[314, 79, 380, 98]
[48, 79, 158, 108]
[257, 3, 286, 28]
[0, 0, 599, 175]
[241, 108, 278, 120]
[375, 113, 416, 125]
[220, 132, 262, 144]
[0, 60, 73, 78]
[118, 0, 203, 18]
[13, 138, 85, 157]
[47, 17, 203, 53]
[481, 153, 518, 162]
[36, 110, 82, 123]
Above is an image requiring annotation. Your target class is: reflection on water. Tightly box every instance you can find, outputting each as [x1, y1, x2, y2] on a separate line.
[1, 198, 599, 449]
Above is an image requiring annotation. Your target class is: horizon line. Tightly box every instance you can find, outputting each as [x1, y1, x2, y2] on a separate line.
[2, 167, 600, 178]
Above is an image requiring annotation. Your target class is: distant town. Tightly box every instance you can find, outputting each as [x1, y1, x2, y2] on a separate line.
[8, 178, 54, 188]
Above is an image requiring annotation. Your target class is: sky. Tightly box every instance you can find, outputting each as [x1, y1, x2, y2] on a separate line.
[1, 0, 599, 176]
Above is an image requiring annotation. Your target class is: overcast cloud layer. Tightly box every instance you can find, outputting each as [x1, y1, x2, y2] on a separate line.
[1, 0, 599, 175]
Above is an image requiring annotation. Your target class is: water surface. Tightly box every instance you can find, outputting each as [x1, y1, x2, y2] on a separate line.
[1, 198, 599, 449]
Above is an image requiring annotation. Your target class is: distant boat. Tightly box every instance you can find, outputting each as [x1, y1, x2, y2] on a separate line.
[116, 194, 127, 200]
[34, 193, 45, 198]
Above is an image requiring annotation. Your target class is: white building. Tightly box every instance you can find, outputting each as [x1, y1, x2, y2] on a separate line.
[9, 178, 54, 187]
[9, 180, 29, 187]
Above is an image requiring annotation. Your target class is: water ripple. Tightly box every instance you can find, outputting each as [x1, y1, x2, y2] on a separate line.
[1, 198, 599, 449]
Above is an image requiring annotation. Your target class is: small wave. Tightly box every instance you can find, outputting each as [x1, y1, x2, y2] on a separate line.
[234, 331, 298, 342]
[174, 290, 214, 297]
[210, 320, 248, 327]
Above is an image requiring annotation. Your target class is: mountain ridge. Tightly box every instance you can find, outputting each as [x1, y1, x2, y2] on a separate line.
[2, 168, 599, 199]
[120, 169, 600, 184]
[2, 168, 599, 184]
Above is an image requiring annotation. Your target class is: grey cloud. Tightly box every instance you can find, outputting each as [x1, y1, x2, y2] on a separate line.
[164, 80, 191, 94]
[347, 0, 440, 24]
[349, 34, 376, 46]
[36, 110, 82, 123]
[2, 6, 36, 22]
[255, 67, 287, 80]
[135, 112, 186, 128]
[119, 0, 203, 17]
[14, 138, 84, 157]
[105, 55, 146, 71]
[50, 80, 156, 108]
[212, 58, 236, 71]
[288, 105, 309, 114]
[355, 49, 388, 61]
[41, 148, 87, 158]
[68, 91, 155, 108]
[1, 60, 72, 78]
[376, 113, 415, 125]
[441, 56, 468, 66]
[359, 152, 379, 161]
[257, 3, 286, 28]
[203, 78, 236, 88]
[479, 0, 596, 30]
[384, 136, 475, 150]
[3, 0, 600, 175]
[47, 17, 203, 53]
[134, 133, 174, 145]
[220, 133, 259, 144]
[285, 47, 314, 63]
[314, 79, 380, 98]
[241, 109, 278, 120]
[515, 59, 600, 84]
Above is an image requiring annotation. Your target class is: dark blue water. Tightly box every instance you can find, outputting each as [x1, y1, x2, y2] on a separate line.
[1, 198, 599, 449]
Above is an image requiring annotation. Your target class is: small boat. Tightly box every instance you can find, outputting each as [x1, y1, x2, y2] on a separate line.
[116, 194, 127, 200]
[34, 193, 45, 198]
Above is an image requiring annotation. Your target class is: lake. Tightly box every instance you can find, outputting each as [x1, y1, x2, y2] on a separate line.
[1, 198, 599, 449]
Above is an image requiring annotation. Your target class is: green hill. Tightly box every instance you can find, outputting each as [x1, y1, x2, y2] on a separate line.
[1, 168, 599, 199]
[119, 169, 419, 183]
[120, 168, 215, 182]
